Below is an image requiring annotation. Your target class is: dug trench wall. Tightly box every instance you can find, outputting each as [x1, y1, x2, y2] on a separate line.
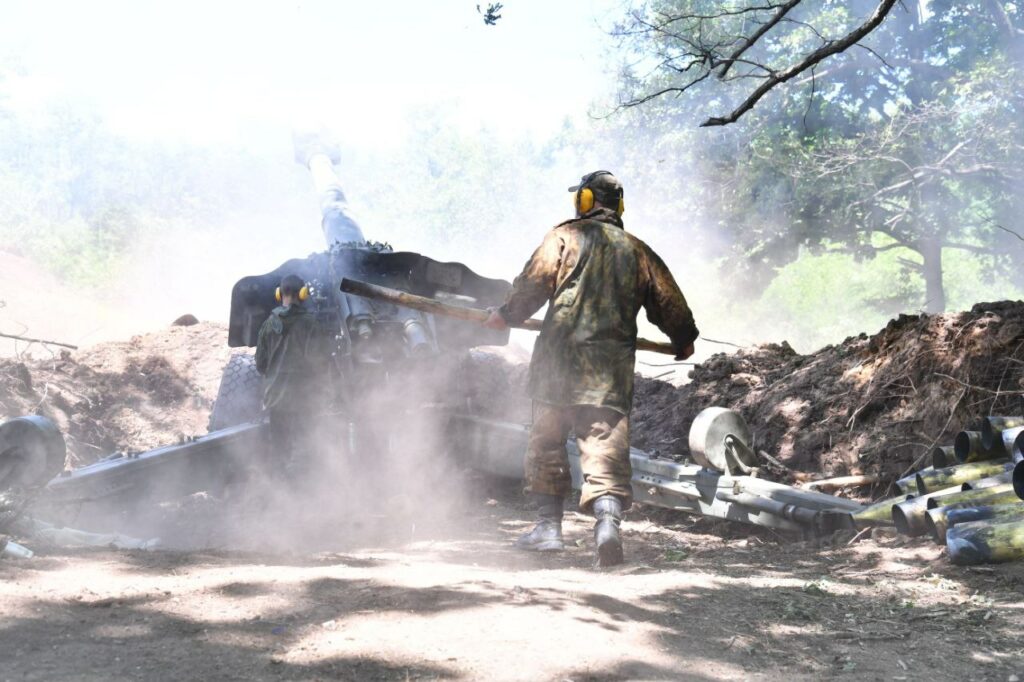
[2, 302, 1023, 492]
[0, 322, 233, 468]
[469, 301, 1024, 493]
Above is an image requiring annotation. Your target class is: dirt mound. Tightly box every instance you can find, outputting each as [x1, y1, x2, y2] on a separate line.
[632, 300, 1024, 489]
[0, 322, 234, 467]
[465, 301, 1024, 491]
[5, 301, 1023, 489]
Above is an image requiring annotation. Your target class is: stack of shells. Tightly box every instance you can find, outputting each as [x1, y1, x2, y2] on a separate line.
[852, 416, 1024, 565]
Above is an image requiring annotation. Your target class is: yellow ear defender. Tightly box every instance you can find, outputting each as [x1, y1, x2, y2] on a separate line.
[275, 284, 310, 303]
[576, 187, 595, 214]
[574, 171, 625, 216]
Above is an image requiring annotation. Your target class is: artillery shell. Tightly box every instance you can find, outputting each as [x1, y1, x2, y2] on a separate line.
[850, 494, 911, 528]
[1014, 431, 1024, 464]
[893, 486, 964, 536]
[931, 446, 955, 469]
[924, 490, 1021, 544]
[955, 430, 1002, 463]
[895, 473, 918, 494]
[946, 503, 1024, 530]
[925, 483, 1015, 511]
[1014, 459, 1024, 500]
[961, 472, 1012, 491]
[914, 459, 1011, 494]
[980, 416, 1024, 451]
[946, 518, 1024, 565]
[999, 426, 1024, 461]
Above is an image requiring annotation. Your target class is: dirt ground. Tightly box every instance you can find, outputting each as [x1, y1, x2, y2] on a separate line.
[3, 487, 1023, 682]
[4, 304, 1024, 680]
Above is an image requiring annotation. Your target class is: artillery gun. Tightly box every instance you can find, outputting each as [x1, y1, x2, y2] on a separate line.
[2, 137, 513, 526]
[0, 137, 863, 539]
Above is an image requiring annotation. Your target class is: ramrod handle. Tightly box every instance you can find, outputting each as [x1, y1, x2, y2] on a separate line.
[339, 278, 677, 356]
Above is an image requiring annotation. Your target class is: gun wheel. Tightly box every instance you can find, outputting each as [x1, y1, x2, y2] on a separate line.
[0, 415, 66, 490]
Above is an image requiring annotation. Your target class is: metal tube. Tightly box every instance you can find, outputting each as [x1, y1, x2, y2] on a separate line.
[931, 446, 955, 469]
[980, 416, 1024, 452]
[850, 494, 910, 528]
[925, 483, 1015, 510]
[946, 503, 1024, 530]
[893, 486, 963, 536]
[895, 472, 920, 495]
[717, 490, 820, 525]
[1014, 430, 1024, 464]
[947, 518, 1024, 565]
[1014, 459, 1024, 500]
[307, 153, 367, 246]
[924, 489, 1020, 544]
[0, 538, 33, 559]
[999, 426, 1024, 461]
[914, 459, 1011, 494]
[954, 430, 1001, 463]
[961, 472, 1012, 491]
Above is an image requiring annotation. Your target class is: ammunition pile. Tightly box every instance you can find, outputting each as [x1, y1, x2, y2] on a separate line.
[852, 416, 1024, 565]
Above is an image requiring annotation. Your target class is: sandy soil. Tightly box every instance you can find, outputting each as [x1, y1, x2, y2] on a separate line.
[2, 489, 1023, 682]
[3, 290, 1024, 681]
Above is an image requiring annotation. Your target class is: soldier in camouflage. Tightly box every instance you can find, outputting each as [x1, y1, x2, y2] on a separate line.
[485, 171, 698, 567]
[255, 274, 329, 479]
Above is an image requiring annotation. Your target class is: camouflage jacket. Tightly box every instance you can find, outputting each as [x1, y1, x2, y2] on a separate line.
[254, 303, 329, 413]
[498, 208, 698, 414]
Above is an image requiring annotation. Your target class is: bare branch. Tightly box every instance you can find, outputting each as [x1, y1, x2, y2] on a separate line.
[701, 0, 900, 126]
[0, 331, 78, 350]
[717, 0, 803, 79]
[944, 242, 998, 255]
[984, 218, 1024, 243]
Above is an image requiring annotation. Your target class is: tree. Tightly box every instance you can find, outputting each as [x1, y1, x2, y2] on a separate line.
[615, 0, 1024, 312]
[784, 74, 1022, 312]
[616, 0, 900, 126]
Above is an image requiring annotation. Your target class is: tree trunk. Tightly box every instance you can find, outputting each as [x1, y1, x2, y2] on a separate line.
[921, 238, 946, 313]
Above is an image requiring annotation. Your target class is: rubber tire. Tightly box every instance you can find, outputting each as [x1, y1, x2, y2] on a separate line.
[0, 415, 67, 489]
[208, 353, 263, 432]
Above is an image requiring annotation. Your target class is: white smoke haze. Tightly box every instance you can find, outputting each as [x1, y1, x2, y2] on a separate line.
[3, 2, 1023, 549]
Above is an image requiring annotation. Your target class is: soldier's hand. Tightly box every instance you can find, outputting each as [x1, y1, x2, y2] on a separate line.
[483, 308, 508, 331]
[675, 342, 695, 361]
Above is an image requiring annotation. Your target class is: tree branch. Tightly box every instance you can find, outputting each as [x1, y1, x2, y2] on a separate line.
[717, 0, 803, 79]
[701, 0, 900, 127]
[944, 242, 998, 255]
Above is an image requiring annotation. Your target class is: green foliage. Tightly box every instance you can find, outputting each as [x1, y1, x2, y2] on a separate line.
[25, 207, 141, 287]
[615, 0, 1024, 314]
[755, 244, 1024, 351]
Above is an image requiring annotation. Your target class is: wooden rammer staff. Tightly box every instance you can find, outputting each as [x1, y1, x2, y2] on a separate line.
[340, 278, 678, 356]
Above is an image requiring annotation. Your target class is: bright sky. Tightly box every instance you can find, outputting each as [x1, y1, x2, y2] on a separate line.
[1, 0, 625, 147]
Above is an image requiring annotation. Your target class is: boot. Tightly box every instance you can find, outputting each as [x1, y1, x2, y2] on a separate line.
[593, 495, 624, 567]
[515, 494, 564, 552]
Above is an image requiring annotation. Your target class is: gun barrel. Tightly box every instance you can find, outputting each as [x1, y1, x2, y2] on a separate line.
[305, 151, 366, 246]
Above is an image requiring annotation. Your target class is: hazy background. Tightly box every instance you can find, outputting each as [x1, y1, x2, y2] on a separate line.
[1, 0, 1021, 358]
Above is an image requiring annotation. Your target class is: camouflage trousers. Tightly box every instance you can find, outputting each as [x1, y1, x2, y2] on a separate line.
[524, 401, 632, 513]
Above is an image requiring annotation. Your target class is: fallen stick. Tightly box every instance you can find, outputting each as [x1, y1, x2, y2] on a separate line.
[0, 332, 77, 350]
[800, 474, 879, 492]
[758, 449, 792, 472]
[340, 278, 679, 356]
